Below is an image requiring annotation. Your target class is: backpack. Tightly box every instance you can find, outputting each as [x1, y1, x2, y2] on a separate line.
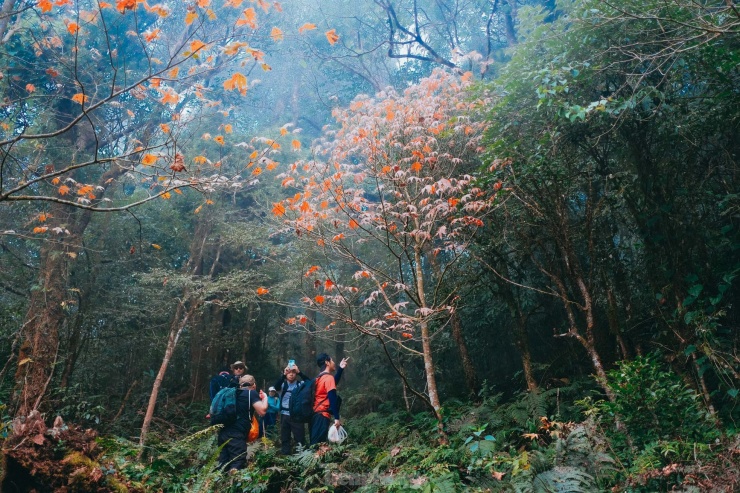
[288, 372, 328, 423]
[209, 386, 238, 425]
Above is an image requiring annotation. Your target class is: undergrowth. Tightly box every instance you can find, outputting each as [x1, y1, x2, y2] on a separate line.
[90, 362, 738, 492]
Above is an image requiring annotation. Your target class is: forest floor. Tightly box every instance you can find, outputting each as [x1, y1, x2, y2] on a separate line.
[2, 380, 739, 492]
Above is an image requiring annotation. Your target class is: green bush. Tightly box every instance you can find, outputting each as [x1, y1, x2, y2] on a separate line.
[599, 354, 718, 450]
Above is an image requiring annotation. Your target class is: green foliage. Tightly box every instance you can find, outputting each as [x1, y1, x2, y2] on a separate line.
[598, 354, 718, 450]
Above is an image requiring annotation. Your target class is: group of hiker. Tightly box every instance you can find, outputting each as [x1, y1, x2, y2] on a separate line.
[208, 353, 349, 471]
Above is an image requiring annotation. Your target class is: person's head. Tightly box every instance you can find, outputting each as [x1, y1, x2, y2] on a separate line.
[231, 361, 247, 376]
[317, 353, 335, 372]
[217, 365, 230, 376]
[285, 366, 299, 382]
[239, 374, 256, 390]
[268, 386, 277, 395]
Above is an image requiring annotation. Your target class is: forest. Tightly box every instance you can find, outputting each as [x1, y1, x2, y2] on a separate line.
[0, 0, 738, 491]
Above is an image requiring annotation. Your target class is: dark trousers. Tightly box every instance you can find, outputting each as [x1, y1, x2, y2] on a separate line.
[280, 413, 306, 454]
[309, 413, 330, 446]
[217, 431, 247, 471]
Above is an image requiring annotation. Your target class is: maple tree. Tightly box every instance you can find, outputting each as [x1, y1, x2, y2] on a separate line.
[273, 69, 494, 434]
[0, 0, 296, 420]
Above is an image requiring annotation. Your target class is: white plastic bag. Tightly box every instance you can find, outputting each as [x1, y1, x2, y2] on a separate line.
[328, 425, 348, 444]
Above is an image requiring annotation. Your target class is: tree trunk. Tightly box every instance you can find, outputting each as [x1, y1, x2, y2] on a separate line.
[138, 302, 195, 454]
[413, 247, 446, 442]
[138, 216, 214, 454]
[12, 165, 125, 417]
[449, 312, 479, 397]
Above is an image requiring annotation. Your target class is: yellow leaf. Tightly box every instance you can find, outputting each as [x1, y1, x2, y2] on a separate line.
[190, 40, 206, 52]
[168, 67, 179, 78]
[185, 12, 198, 25]
[160, 123, 170, 133]
[223, 124, 233, 133]
[270, 27, 283, 41]
[141, 154, 158, 166]
[18, 357, 33, 366]
[249, 150, 259, 159]
[194, 204, 203, 214]
[214, 135, 225, 145]
[261, 63, 271, 71]
[193, 155, 208, 164]
[325, 29, 339, 45]
[161, 192, 171, 199]
[151, 243, 162, 249]
[291, 139, 301, 151]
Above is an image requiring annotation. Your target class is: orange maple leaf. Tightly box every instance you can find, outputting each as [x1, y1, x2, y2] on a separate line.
[332, 233, 345, 242]
[291, 139, 301, 151]
[256, 287, 269, 295]
[160, 90, 178, 105]
[51, 177, 60, 185]
[185, 12, 198, 25]
[298, 23, 316, 33]
[144, 29, 161, 42]
[58, 185, 70, 195]
[324, 279, 334, 291]
[411, 161, 422, 172]
[252, 167, 262, 176]
[161, 192, 171, 199]
[249, 150, 259, 159]
[314, 295, 325, 304]
[272, 202, 286, 216]
[37, 0, 53, 12]
[190, 40, 206, 52]
[66, 21, 79, 35]
[214, 135, 225, 145]
[197, 0, 210, 7]
[325, 29, 339, 45]
[141, 154, 157, 166]
[235, 7, 257, 28]
[160, 123, 170, 133]
[33, 226, 49, 234]
[116, 0, 135, 12]
[224, 0, 242, 7]
[270, 27, 283, 41]
[168, 67, 179, 78]
[71, 93, 89, 105]
[25, 84, 36, 93]
[77, 185, 94, 196]
[348, 219, 359, 229]
[299, 201, 310, 213]
[223, 41, 247, 55]
[223, 73, 248, 96]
